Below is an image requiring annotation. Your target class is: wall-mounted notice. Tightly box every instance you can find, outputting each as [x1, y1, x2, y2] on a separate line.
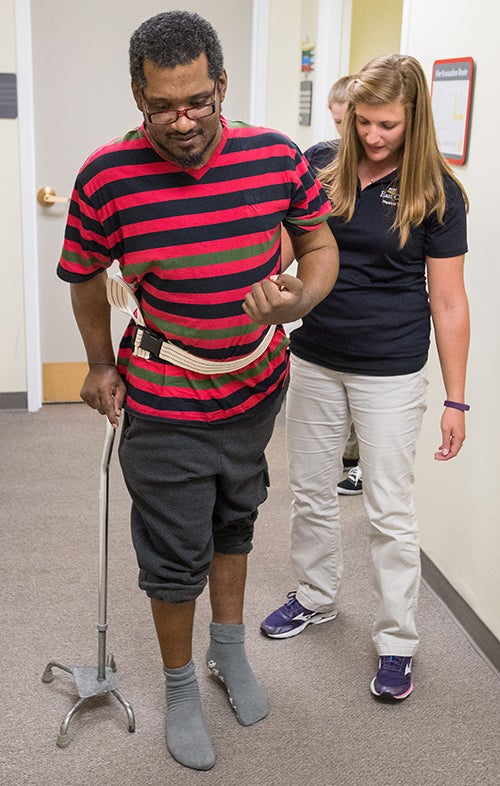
[431, 57, 474, 166]
[299, 80, 313, 126]
[0, 73, 17, 118]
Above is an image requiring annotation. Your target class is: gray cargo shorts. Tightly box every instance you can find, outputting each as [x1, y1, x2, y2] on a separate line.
[118, 392, 284, 603]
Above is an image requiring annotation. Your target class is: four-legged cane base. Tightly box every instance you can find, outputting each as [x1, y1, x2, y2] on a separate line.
[42, 658, 136, 747]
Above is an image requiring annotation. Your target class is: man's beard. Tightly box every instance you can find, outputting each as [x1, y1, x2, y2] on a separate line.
[156, 133, 215, 170]
[173, 148, 207, 169]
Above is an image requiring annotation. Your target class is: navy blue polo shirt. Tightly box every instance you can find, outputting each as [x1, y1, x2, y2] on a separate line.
[290, 141, 468, 375]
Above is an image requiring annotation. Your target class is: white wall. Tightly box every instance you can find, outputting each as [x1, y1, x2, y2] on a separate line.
[0, 0, 26, 396]
[402, 0, 500, 639]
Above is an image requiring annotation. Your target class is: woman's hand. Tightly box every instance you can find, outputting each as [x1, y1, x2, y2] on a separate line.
[434, 407, 466, 460]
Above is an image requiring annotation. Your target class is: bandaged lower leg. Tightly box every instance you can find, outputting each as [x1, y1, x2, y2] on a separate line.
[206, 622, 268, 726]
[164, 661, 215, 770]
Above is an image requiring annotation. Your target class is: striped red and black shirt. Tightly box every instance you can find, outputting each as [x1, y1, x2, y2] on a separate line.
[57, 118, 331, 422]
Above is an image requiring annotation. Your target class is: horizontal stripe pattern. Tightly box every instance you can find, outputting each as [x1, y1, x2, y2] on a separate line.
[58, 118, 331, 421]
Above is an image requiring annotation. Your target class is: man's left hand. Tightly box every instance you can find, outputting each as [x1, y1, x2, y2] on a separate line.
[242, 274, 310, 325]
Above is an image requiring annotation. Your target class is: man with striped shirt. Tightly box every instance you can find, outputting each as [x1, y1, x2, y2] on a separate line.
[57, 10, 338, 770]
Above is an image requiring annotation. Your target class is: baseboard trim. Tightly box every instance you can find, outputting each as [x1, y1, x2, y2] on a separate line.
[0, 391, 28, 410]
[421, 550, 500, 677]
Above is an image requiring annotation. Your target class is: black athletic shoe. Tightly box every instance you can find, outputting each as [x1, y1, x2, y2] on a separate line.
[337, 466, 363, 495]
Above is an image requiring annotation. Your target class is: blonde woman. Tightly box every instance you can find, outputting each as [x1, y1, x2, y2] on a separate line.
[261, 54, 470, 701]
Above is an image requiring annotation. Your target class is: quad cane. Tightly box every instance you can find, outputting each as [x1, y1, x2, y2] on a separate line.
[42, 419, 135, 747]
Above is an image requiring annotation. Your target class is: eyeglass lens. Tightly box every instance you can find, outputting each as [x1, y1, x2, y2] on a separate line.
[149, 102, 215, 125]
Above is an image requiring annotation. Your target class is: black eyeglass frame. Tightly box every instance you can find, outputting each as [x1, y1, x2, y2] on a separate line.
[142, 82, 218, 126]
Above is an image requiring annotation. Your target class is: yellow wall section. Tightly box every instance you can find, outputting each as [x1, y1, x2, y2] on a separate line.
[349, 0, 403, 74]
[43, 363, 88, 402]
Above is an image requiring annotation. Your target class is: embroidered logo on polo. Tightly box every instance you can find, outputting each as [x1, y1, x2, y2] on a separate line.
[380, 186, 399, 206]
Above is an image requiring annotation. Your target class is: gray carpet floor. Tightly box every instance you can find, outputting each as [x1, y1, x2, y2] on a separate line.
[1, 403, 499, 786]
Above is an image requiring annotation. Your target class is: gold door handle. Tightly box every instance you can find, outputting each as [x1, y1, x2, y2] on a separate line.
[37, 186, 70, 207]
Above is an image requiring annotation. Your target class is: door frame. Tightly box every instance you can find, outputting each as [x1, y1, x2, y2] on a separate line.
[16, 0, 42, 412]
[312, 0, 351, 144]
[400, 0, 413, 53]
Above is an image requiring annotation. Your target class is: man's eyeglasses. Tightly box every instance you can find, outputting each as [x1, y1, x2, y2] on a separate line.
[142, 84, 218, 126]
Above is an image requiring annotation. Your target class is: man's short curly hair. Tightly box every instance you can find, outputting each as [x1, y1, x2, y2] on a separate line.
[129, 11, 224, 89]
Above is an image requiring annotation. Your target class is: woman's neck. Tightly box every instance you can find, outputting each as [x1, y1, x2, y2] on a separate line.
[358, 155, 400, 188]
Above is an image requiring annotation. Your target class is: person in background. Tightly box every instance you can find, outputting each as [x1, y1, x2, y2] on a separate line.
[327, 74, 351, 135]
[57, 11, 338, 770]
[261, 54, 470, 703]
[329, 75, 363, 495]
[284, 75, 364, 495]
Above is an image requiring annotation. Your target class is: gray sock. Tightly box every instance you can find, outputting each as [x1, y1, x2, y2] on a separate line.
[164, 661, 215, 771]
[206, 622, 269, 726]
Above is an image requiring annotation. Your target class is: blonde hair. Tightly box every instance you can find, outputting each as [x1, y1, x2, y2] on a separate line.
[320, 54, 469, 247]
[327, 75, 352, 108]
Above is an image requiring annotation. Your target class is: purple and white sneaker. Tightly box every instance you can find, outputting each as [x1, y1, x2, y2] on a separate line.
[370, 656, 413, 700]
[260, 592, 337, 639]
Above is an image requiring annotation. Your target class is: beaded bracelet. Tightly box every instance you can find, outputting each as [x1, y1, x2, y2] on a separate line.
[444, 400, 470, 412]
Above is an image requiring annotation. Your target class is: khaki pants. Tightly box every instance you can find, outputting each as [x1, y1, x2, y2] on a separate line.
[286, 354, 428, 655]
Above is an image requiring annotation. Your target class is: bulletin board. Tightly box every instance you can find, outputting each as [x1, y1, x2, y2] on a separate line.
[431, 57, 474, 166]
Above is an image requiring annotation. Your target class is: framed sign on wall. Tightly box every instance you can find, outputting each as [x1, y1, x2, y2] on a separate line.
[430, 57, 474, 166]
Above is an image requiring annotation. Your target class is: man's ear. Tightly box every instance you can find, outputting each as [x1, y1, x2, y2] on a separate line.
[131, 82, 143, 112]
[218, 69, 228, 103]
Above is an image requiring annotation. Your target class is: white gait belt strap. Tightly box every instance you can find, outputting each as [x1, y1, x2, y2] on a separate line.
[105, 274, 276, 375]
